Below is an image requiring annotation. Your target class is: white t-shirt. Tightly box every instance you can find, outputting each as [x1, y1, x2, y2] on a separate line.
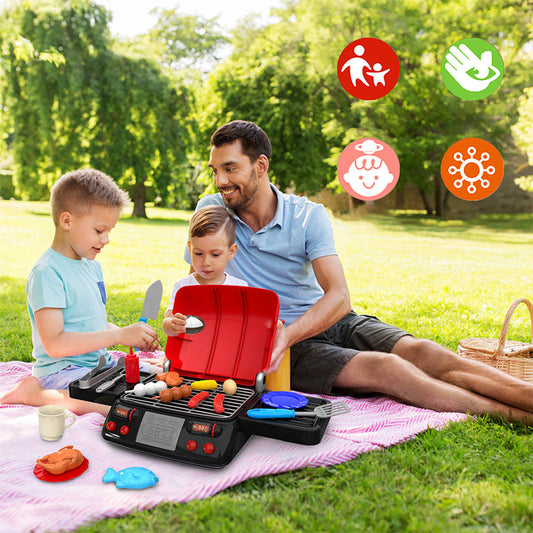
[166, 273, 248, 313]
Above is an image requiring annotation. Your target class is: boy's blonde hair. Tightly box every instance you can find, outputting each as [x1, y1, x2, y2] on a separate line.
[50, 169, 130, 226]
[189, 205, 236, 245]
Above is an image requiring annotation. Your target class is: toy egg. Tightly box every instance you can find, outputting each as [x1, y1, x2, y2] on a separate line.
[144, 382, 158, 396]
[133, 383, 146, 397]
[155, 381, 168, 393]
[223, 379, 237, 395]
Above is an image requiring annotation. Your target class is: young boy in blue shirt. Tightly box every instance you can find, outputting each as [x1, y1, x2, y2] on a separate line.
[0, 169, 159, 414]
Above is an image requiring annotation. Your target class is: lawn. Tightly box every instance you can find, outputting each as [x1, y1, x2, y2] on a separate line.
[1, 200, 533, 532]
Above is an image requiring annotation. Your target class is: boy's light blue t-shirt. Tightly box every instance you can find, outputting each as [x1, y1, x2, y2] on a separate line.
[184, 185, 338, 326]
[27, 248, 112, 378]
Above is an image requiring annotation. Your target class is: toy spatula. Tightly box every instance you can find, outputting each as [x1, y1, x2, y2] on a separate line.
[246, 401, 350, 419]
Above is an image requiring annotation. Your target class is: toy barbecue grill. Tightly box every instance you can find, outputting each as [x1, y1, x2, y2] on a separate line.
[70, 286, 331, 468]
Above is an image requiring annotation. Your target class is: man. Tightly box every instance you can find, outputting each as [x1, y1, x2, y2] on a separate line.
[188, 119, 533, 424]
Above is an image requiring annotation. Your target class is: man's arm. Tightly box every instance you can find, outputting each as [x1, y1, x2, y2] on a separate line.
[268, 254, 351, 372]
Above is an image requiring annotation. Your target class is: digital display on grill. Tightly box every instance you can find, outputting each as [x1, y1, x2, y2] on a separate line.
[136, 412, 183, 451]
[115, 407, 130, 419]
[191, 422, 211, 435]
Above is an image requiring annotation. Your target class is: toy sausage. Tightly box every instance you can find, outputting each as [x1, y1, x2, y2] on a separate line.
[213, 393, 225, 414]
[188, 390, 209, 408]
[191, 379, 218, 390]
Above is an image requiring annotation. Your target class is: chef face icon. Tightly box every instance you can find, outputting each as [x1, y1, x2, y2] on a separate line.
[337, 138, 400, 201]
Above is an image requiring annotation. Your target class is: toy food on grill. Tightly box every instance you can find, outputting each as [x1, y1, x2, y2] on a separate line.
[213, 393, 225, 414]
[36, 446, 84, 475]
[156, 372, 183, 387]
[188, 390, 210, 408]
[223, 379, 237, 395]
[152, 384, 192, 403]
[191, 379, 217, 390]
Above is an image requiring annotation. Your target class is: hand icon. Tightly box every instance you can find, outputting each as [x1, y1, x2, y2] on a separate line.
[444, 44, 501, 93]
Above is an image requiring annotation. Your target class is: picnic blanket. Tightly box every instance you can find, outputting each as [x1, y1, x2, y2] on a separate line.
[0, 357, 467, 533]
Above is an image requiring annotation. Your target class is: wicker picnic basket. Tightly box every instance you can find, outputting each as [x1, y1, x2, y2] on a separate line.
[458, 298, 533, 381]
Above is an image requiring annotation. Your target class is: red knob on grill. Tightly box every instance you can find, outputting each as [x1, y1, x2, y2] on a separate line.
[106, 421, 116, 432]
[120, 425, 129, 436]
[186, 440, 197, 451]
[203, 443, 215, 455]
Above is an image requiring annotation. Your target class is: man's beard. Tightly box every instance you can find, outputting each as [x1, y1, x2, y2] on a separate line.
[219, 168, 259, 211]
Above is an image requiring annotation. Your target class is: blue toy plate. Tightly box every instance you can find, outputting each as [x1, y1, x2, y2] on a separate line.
[261, 391, 308, 409]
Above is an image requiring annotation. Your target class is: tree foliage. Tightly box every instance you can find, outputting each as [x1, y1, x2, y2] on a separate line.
[0, 0, 190, 216]
[200, 0, 532, 214]
[0, 0, 531, 216]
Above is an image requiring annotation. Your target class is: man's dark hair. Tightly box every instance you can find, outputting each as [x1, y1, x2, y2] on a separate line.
[210, 120, 272, 162]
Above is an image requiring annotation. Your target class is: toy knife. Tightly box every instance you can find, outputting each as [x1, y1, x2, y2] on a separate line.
[140, 280, 163, 323]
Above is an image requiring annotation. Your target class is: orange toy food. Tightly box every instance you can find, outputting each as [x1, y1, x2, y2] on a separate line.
[179, 384, 192, 398]
[156, 372, 183, 387]
[36, 446, 84, 476]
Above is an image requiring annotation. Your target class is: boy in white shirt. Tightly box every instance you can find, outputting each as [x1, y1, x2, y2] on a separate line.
[163, 205, 247, 337]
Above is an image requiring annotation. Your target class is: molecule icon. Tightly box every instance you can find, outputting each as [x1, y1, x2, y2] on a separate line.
[441, 138, 504, 201]
[447, 145, 495, 194]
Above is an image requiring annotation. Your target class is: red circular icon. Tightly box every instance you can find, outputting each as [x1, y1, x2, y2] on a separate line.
[337, 38, 400, 100]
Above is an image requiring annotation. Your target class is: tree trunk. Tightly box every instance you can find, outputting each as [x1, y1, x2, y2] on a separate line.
[131, 179, 147, 218]
[417, 186, 433, 215]
[434, 176, 442, 217]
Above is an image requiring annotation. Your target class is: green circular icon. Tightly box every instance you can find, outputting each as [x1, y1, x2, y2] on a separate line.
[441, 38, 504, 100]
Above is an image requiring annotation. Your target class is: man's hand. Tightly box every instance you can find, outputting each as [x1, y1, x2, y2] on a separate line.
[266, 320, 290, 374]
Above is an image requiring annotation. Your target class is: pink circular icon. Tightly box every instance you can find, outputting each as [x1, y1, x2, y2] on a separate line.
[337, 138, 400, 201]
[337, 38, 400, 100]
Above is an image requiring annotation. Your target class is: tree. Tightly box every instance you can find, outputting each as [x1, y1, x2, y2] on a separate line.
[290, 0, 533, 215]
[512, 86, 533, 192]
[204, 0, 532, 214]
[197, 10, 331, 195]
[0, 0, 191, 216]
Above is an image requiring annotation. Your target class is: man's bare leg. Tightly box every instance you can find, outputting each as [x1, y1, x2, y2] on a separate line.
[392, 336, 533, 412]
[0, 376, 109, 416]
[334, 350, 533, 424]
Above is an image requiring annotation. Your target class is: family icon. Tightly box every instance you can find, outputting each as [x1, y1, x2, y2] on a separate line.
[337, 138, 400, 201]
[337, 38, 400, 100]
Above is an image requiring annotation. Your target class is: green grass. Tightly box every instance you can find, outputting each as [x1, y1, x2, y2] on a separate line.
[1, 200, 533, 532]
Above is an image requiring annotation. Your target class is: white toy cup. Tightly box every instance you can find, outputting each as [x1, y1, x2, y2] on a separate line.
[37, 405, 75, 441]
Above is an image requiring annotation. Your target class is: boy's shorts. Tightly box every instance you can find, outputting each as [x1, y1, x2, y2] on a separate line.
[289, 311, 410, 395]
[38, 359, 117, 390]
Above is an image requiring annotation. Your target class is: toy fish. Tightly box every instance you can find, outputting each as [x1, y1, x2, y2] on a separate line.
[102, 467, 159, 489]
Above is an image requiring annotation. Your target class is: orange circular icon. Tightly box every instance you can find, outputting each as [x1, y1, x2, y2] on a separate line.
[440, 138, 504, 201]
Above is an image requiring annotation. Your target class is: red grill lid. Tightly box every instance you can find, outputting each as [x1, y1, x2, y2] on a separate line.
[164, 285, 280, 386]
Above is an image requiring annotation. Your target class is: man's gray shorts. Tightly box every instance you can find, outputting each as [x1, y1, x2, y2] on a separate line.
[290, 311, 410, 394]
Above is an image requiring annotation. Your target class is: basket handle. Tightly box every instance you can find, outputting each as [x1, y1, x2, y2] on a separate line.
[494, 298, 533, 357]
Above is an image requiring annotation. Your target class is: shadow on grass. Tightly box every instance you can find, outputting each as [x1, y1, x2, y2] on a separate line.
[360, 211, 533, 244]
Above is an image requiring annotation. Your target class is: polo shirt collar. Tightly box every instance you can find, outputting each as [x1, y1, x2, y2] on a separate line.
[269, 183, 285, 229]
[228, 183, 285, 231]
